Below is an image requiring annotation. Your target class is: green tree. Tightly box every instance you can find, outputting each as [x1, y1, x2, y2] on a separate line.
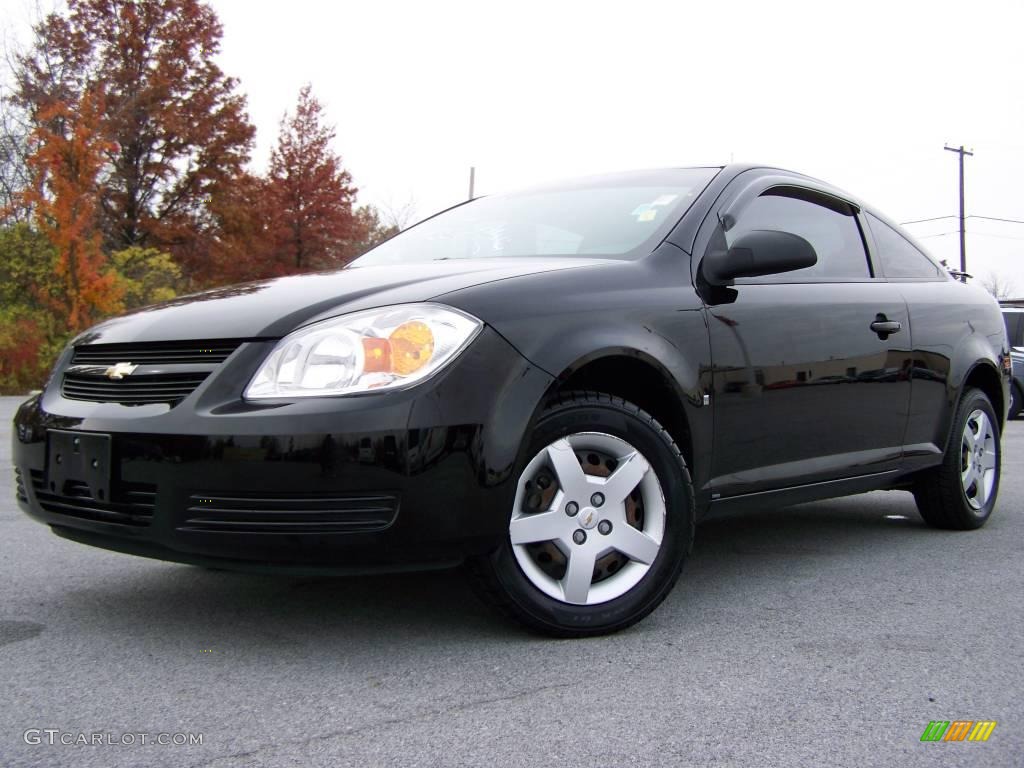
[0, 223, 62, 393]
[0, 222, 58, 308]
[107, 246, 181, 310]
[342, 204, 400, 261]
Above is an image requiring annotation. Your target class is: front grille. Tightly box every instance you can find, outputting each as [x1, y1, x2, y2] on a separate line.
[14, 468, 27, 502]
[30, 469, 156, 527]
[62, 372, 209, 406]
[180, 492, 399, 534]
[61, 339, 247, 407]
[71, 340, 241, 366]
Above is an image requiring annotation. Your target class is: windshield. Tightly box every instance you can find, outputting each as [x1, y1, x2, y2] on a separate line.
[352, 169, 718, 266]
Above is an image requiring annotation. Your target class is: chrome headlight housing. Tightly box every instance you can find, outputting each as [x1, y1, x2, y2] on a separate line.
[244, 303, 482, 399]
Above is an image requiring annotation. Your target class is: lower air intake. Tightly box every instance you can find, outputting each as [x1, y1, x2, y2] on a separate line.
[180, 492, 399, 534]
[30, 470, 156, 527]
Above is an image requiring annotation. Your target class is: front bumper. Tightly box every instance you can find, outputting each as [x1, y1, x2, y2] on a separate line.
[12, 327, 553, 572]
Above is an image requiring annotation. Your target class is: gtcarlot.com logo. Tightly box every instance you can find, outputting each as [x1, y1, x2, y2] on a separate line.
[24, 729, 203, 746]
[920, 720, 997, 742]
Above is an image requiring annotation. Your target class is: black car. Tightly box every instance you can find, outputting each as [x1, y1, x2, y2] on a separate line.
[12, 165, 1011, 637]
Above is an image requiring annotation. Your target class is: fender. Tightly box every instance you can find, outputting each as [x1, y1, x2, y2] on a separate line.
[437, 247, 714, 491]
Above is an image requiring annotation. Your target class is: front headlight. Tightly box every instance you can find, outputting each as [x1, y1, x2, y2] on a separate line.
[244, 303, 482, 399]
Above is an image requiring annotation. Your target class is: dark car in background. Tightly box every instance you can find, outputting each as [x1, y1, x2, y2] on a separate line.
[12, 165, 1011, 636]
[1011, 351, 1024, 418]
[1001, 304, 1024, 417]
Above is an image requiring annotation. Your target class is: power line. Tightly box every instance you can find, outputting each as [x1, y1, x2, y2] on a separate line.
[916, 227, 1024, 242]
[900, 215, 956, 225]
[970, 214, 1024, 225]
[902, 214, 1024, 227]
[968, 231, 1024, 242]
[918, 229, 1024, 241]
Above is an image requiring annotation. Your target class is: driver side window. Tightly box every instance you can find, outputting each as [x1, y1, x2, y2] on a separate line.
[727, 189, 871, 282]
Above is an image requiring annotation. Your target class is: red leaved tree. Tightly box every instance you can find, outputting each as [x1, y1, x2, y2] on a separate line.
[266, 85, 360, 273]
[15, 0, 255, 285]
[22, 88, 122, 333]
[190, 171, 275, 285]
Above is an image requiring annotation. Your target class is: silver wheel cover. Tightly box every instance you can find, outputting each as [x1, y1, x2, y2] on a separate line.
[961, 409, 997, 511]
[510, 432, 667, 606]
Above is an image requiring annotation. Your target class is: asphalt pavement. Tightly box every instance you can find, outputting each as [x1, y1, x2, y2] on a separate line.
[1, 395, 1021, 767]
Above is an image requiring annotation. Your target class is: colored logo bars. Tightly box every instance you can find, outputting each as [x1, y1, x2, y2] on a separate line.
[920, 720, 997, 742]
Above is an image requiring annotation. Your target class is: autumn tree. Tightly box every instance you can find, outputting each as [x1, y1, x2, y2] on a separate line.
[22, 87, 122, 333]
[266, 85, 359, 272]
[0, 224, 58, 393]
[14, 0, 255, 283]
[190, 170, 275, 285]
[344, 204, 400, 260]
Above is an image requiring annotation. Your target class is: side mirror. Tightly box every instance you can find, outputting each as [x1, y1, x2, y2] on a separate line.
[702, 229, 817, 286]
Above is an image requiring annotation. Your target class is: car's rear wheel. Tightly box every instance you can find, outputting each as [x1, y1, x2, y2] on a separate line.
[913, 387, 1000, 530]
[467, 391, 694, 637]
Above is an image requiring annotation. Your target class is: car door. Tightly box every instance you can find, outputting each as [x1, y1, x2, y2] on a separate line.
[700, 183, 912, 498]
[863, 211, 999, 460]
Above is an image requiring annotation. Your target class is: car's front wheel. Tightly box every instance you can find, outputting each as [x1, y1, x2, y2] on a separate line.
[913, 387, 1000, 530]
[467, 391, 694, 637]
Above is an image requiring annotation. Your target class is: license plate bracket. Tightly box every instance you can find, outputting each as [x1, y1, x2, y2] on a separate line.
[47, 430, 112, 501]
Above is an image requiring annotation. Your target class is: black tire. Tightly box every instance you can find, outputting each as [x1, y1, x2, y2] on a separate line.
[466, 391, 695, 637]
[913, 387, 1001, 530]
[1009, 382, 1022, 420]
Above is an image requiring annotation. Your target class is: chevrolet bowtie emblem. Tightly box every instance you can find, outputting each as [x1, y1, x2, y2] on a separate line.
[104, 362, 138, 380]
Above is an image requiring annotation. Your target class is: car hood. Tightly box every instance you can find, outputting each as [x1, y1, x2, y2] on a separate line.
[75, 258, 604, 344]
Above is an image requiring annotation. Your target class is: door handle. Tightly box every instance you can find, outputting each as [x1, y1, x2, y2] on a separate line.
[870, 315, 902, 339]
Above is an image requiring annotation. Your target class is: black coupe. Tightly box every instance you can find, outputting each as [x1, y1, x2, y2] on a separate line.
[13, 165, 1010, 636]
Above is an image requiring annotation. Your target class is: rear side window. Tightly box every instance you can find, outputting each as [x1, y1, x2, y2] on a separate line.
[726, 189, 870, 281]
[866, 213, 944, 278]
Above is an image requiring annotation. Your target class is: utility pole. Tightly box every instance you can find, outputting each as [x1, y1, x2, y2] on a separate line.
[468, 166, 476, 200]
[944, 144, 973, 282]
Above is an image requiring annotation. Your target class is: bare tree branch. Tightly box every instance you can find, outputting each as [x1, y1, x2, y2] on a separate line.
[977, 272, 1017, 301]
[377, 194, 417, 231]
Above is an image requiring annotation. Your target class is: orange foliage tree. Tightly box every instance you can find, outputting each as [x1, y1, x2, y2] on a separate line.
[22, 88, 121, 333]
[15, 0, 255, 285]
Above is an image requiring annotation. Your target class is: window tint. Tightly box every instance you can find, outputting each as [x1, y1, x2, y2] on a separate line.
[866, 213, 944, 278]
[725, 189, 870, 280]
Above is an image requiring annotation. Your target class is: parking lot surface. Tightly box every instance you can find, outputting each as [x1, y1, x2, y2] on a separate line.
[1, 395, 1021, 767]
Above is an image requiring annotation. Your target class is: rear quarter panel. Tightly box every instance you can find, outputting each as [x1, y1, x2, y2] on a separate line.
[897, 280, 1009, 456]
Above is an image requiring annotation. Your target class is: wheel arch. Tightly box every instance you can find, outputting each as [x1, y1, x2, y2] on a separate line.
[961, 360, 1006, 430]
[542, 349, 699, 475]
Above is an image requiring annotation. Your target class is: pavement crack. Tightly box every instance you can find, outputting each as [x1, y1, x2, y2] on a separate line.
[187, 681, 572, 768]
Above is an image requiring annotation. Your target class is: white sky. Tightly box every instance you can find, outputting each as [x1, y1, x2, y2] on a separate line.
[4, 0, 1024, 293]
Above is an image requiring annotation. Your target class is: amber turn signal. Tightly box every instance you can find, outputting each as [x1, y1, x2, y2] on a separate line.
[360, 321, 435, 377]
[389, 321, 435, 375]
